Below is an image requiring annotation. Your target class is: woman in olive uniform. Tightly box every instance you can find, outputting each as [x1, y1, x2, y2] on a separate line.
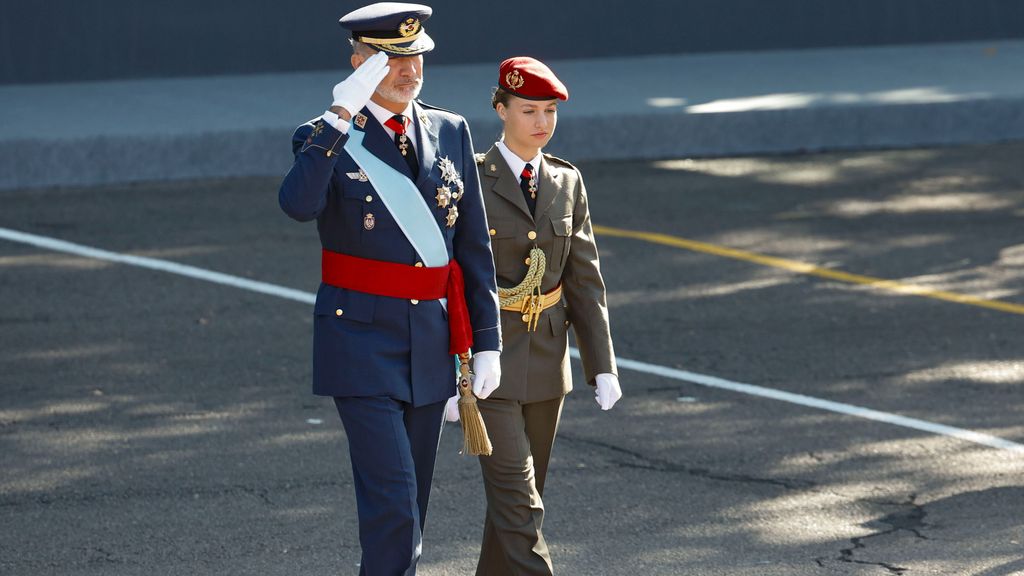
[466, 56, 622, 575]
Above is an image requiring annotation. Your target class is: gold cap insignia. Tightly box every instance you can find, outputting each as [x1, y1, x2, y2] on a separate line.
[399, 17, 420, 37]
[505, 70, 525, 90]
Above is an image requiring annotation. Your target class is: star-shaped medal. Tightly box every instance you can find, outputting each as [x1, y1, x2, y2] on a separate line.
[438, 156, 459, 185]
[436, 185, 452, 208]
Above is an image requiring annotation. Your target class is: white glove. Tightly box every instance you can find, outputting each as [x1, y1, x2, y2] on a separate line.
[595, 373, 622, 411]
[331, 51, 390, 118]
[471, 351, 501, 399]
[445, 394, 460, 422]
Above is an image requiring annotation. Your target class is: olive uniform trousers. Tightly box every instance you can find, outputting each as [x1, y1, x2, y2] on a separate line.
[475, 396, 564, 575]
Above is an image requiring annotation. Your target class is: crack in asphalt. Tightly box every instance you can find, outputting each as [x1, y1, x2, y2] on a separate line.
[560, 433, 941, 574]
[558, 433, 816, 490]
[817, 494, 929, 575]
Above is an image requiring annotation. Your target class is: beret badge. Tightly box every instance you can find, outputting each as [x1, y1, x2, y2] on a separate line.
[505, 69, 525, 90]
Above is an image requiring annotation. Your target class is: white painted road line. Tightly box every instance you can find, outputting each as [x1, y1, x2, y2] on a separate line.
[585, 352, 1024, 453]
[3, 225, 1022, 454]
[0, 227, 315, 305]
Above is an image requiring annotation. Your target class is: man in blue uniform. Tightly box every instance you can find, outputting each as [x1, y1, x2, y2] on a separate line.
[278, 3, 502, 574]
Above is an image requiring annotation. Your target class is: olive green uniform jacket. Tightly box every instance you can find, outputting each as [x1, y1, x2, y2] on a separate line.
[477, 145, 617, 403]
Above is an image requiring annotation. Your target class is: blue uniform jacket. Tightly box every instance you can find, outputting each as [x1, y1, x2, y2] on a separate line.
[279, 101, 501, 407]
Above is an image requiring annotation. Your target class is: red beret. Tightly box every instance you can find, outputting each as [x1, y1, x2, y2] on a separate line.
[498, 57, 568, 101]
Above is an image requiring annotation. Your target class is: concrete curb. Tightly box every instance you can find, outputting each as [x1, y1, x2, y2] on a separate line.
[2, 40, 1023, 190]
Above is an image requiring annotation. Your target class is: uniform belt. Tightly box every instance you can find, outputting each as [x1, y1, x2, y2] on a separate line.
[321, 249, 472, 355]
[500, 284, 563, 331]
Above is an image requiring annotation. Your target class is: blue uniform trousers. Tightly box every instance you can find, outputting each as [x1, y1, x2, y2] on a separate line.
[334, 396, 447, 576]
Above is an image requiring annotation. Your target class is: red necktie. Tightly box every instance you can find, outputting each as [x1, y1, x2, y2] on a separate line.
[383, 114, 409, 135]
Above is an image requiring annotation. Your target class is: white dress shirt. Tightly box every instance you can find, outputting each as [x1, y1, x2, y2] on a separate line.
[495, 140, 542, 181]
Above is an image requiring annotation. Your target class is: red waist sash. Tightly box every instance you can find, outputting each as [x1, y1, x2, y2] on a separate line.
[321, 249, 472, 355]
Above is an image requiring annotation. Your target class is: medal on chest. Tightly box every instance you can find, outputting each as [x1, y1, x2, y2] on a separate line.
[437, 156, 465, 227]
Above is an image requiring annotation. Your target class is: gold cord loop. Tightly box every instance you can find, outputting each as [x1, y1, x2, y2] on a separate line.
[498, 247, 554, 331]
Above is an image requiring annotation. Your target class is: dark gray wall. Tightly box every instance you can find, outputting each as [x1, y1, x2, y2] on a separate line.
[4, 0, 1024, 85]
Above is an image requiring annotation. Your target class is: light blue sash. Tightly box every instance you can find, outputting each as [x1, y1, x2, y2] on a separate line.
[344, 129, 448, 267]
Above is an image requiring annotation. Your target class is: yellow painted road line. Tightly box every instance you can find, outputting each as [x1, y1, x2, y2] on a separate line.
[3, 224, 1022, 452]
[593, 224, 1024, 316]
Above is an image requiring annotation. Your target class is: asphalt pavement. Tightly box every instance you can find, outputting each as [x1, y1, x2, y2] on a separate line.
[2, 143, 1024, 575]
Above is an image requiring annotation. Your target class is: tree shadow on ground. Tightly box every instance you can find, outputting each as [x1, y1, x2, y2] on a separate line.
[1, 143, 1023, 574]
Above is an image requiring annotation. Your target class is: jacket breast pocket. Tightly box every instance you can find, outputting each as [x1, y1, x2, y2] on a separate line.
[340, 180, 397, 236]
[314, 286, 376, 324]
[550, 215, 573, 271]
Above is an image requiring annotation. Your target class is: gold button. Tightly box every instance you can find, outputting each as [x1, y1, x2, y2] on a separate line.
[365, 195, 373, 202]
[524, 257, 531, 265]
[565, 320, 570, 326]
[489, 228, 496, 236]
[411, 299, 419, 305]
[522, 314, 530, 323]
[527, 231, 537, 240]
[415, 261, 424, 267]
[335, 309, 344, 316]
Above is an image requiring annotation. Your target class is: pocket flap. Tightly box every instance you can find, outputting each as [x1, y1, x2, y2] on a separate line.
[340, 175, 371, 199]
[548, 305, 569, 336]
[551, 215, 572, 237]
[314, 285, 376, 323]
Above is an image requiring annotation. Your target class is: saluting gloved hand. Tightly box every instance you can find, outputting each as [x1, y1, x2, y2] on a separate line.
[471, 351, 502, 399]
[444, 394, 460, 422]
[595, 373, 622, 410]
[331, 51, 390, 118]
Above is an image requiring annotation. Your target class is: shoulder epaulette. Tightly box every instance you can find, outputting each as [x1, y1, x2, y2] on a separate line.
[543, 152, 576, 170]
[416, 100, 461, 118]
